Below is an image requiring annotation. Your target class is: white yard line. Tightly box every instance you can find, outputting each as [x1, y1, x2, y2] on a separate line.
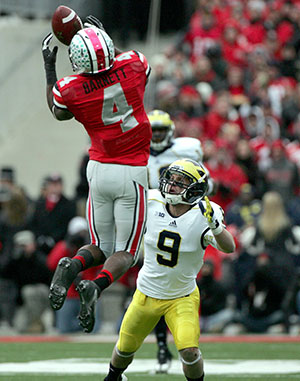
[0, 359, 299, 375]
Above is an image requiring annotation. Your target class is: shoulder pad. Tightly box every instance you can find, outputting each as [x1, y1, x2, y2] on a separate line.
[172, 138, 203, 162]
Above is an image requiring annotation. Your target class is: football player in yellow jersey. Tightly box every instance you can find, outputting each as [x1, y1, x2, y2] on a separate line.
[148, 110, 216, 373]
[148, 110, 216, 194]
[103, 159, 235, 381]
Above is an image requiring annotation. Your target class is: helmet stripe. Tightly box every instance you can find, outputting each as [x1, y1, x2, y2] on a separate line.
[83, 28, 100, 73]
[78, 30, 95, 73]
[96, 30, 110, 70]
[70, 27, 114, 74]
[125, 182, 147, 262]
[87, 184, 100, 246]
[85, 27, 110, 72]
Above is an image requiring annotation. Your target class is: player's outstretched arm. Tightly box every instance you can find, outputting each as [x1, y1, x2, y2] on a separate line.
[202, 196, 236, 253]
[42, 33, 58, 107]
[41, 33, 74, 120]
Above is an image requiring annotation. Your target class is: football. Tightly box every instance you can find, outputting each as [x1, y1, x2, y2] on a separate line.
[51, 5, 83, 45]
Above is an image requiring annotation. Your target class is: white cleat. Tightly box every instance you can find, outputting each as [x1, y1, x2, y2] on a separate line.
[155, 360, 172, 373]
[155, 346, 173, 373]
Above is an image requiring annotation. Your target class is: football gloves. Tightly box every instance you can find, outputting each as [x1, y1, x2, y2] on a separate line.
[42, 33, 58, 85]
[84, 15, 105, 31]
[202, 196, 223, 235]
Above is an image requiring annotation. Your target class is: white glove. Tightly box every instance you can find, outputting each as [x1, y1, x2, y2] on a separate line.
[203, 196, 224, 235]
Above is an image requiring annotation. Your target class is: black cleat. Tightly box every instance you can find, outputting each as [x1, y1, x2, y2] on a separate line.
[155, 345, 173, 373]
[76, 280, 100, 333]
[104, 374, 128, 381]
[49, 257, 77, 310]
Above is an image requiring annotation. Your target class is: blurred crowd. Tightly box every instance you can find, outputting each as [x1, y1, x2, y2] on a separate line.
[1, 0, 300, 335]
[147, 0, 300, 335]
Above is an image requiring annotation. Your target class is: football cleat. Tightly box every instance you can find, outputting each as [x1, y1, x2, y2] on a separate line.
[76, 280, 100, 333]
[49, 257, 77, 310]
[155, 345, 173, 373]
[104, 374, 128, 381]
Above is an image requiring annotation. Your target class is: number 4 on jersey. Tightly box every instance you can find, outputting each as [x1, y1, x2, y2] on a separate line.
[102, 83, 138, 132]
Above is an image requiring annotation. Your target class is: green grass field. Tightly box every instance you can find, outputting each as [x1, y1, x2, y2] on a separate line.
[0, 336, 300, 380]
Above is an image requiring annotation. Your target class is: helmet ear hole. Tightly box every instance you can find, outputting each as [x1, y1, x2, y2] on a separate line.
[185, 181, 208, 203]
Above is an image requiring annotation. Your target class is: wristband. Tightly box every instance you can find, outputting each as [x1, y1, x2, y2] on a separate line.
[210, 224, 223, 236]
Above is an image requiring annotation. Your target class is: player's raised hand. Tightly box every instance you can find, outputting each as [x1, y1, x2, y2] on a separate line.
[42, 33, 58, 86]
[42, 33, 58, 70]
[202, 196, 224, 235]
[84, 15, 105, 30]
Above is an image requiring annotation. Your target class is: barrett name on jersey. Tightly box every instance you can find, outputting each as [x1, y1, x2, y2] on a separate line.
[137, 189, 224, 300]
[53, 50, 152, 166]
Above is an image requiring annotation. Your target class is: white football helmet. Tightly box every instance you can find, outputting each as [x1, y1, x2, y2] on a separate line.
[148, 110, 175, 152]
[159, 159, 208, 205]
[69, 26, 115, 74]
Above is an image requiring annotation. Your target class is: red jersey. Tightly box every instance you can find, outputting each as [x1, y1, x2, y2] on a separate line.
[53, 50, 152, 166]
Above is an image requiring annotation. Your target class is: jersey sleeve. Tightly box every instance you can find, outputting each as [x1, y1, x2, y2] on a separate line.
[172, 138, 203, 162]
[52, 83, 68, 110]
[134, 50, 151, 79]
[203, 231, 219, 249]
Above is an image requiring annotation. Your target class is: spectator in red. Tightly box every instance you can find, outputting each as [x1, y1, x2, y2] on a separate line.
[227, 65, 249, 109]
[177, 85, 205, 119]
[221, 22, 249, 67]
[275, 2, 296, 46]
[203, 91, 239, 140]
[204, 140, 248, 211]
[189, 0, 233, 33]
[184, 10, 222, 63]
[249, 115, 281, 172]
[242, 0, 267, 47]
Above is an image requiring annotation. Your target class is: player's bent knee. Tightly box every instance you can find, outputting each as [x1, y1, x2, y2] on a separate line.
[115, 346, 135, 358]
[180, 347, 202, 365]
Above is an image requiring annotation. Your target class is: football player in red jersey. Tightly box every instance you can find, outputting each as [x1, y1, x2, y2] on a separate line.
[42, 16, 151, 334]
